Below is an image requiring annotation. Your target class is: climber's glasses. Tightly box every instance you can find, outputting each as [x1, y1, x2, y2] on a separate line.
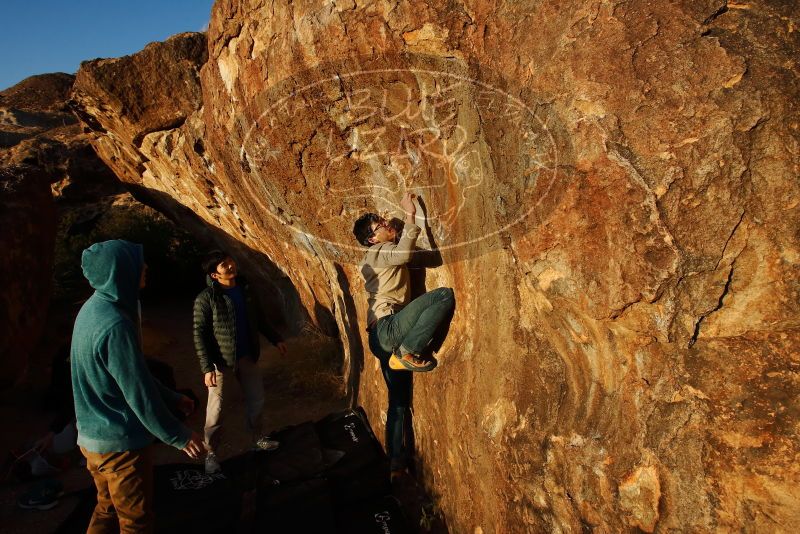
[370, 220, 389, 236]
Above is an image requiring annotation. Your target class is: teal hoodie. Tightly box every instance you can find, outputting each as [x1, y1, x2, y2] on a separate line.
[71, 240, 191, 453]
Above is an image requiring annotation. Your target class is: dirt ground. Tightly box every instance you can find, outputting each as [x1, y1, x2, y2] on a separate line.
[0, 296, 347, 533]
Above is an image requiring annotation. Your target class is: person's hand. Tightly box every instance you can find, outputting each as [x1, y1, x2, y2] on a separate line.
[177, 395, 195, 416]
[204, 371, 217, 388]
[181, 431, 206, 460]
[276, 342, 288, 357]
[399, 192, 417, 217]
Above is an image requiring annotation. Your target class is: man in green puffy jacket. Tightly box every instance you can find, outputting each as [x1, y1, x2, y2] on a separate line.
[193, 250, 288, 474]
[71, 240, 205, 533]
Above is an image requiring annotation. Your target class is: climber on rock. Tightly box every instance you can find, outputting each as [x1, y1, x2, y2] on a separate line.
[353, 192, 455, 472]
[354, 192, 455, 371]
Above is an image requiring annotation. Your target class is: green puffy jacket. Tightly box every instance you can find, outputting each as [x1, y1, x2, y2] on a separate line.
[192, 276, 283, 374]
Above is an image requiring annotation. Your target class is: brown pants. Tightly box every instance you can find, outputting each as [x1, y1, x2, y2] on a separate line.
[80, 446, 154, 534]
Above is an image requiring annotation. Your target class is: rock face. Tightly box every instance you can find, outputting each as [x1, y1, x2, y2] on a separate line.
[71, 32, 308, 334]
[0, 73, 76, 148]
[0, 162, 56, 390]
[0, 73, 133, 389]
[71, 2, 799, 532]
[0, 74, 77, 388]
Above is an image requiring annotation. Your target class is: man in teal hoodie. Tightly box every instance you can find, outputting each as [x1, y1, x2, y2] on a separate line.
[71, 240, 205, 533]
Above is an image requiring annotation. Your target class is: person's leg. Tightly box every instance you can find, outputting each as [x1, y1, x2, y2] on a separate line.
[383, 363, 413, 470]
[236, 357, 266, 442]
[81, 447, 119, 534]
[379, 287, 455, 356]
[370, 331, 412, 470]
[102, 447, 154, 534]
[81, 447, 154, 533]
[204, 364, 228, 454]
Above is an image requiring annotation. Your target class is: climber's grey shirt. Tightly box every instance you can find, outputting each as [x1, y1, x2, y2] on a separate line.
[360, 222, 421, 326]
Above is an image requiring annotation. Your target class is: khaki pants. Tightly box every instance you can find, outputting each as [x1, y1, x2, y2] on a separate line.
[204, 356, 265, 454]
[80, 446, 154, 534]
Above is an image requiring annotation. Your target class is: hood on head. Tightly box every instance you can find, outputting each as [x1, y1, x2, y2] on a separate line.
[81, 240, 144, 312]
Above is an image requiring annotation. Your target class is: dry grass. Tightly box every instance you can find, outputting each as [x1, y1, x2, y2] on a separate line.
[265, 333, 346, 400]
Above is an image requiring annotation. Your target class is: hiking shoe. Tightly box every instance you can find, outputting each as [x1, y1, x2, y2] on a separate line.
[389, 354, 437, 372]
[17, 479, 62, 510]
[254, 436, 280, 452]
[204, 453, 221, 475]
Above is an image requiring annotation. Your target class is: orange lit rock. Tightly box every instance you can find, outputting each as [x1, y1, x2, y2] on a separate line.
[70, 2, 800, 531]
[619, 464, 661, 532]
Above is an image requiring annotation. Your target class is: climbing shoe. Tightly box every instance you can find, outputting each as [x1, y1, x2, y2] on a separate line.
[254, 436, 280, 452]
[389, 354, 437, 372]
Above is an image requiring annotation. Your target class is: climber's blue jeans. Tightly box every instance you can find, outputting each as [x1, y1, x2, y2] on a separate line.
[373, 350, 412, 470]
[375, 287, 455, 357]
[368, 287, 455, 467]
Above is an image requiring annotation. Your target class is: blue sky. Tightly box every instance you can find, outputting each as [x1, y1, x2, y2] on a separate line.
[0, 0, 215, 90]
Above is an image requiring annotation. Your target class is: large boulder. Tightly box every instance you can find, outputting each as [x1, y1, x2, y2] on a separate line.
[0, 74, 77, 388]
[0, 73, 77, 148]
[0, 72, 130, 389]
[71, 32, 308, 334]
[71, 2, 799, 532]
[0, 163, 56, 390]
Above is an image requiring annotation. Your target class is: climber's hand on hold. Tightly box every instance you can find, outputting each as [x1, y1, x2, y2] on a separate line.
[400, 192, 417, 223]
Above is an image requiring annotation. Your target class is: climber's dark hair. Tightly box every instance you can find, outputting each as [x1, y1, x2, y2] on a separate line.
[201, 250, 230, 274]
[353, 213, 382, 247]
